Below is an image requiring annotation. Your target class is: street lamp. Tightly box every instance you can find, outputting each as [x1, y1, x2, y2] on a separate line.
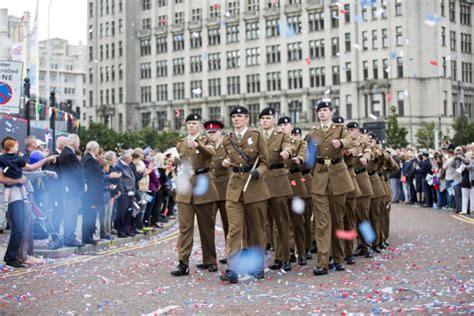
[50, 91, 56, 152]
[23, 77, 31, 135]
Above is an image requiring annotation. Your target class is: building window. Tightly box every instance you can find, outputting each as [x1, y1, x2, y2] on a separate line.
[156, 111, 167, 130]
[89, 2, 93, 17]
[173, 82, 185, 100]
[208, 53, 221, 71]
[309, 39, 325, 58]
[266, 45, 280, 64]
[345, 62, 351, 82]
[226, 50, 240, 68]
[266, 72, 281, 91]
[396, 26, 403, 46]
[208, 28, 221, 45]
[246, 22, 259, 40]
[461, 33, 472, 54]
[190, 80, 202, 98]
[266, 19, 280, 37]
[382, 29, 388, 48]
[397, 57, 403, 78]
[383, 59, 388, 79]
[227, 76, 240, 95]
[441, 27, 446, 47]
[450, 31, 456, 51]
[246, 47, 260, 66]
[288, 42, 302, 61]
[449, 0, 455, 22]
[344, 4, 351, 23]
[111, 43, 115, 58]
[119, 87, 123, 103]
[158, 14, 167, 25]
[373, 60, 379, 79]
[331, 37, 339, 56]
[247, 0, 259, 12]
[441, 0, 445, 17]
[346, 95, 352, 119]
[190, 31, 202, 48]
[190, 55, 202, 73]
[345, 33, 351, 52]
[331, 8, 339, 28]
[158, 0, 167, 7]
[443, 90, 448, 115]
[246, 74, 261, 93]
[140, 39, 151, 55]
[140, 62, 152, 79]
[118, 19, 123, 33]
[288, 100, 302, 123]
[452, 60, 457, 80]
[362, 31, 368, 50]
[308, 12, 324, 32]
[209, 4, 220, 18]
[395, 0, 402, 16]
[332, 66, 340, 85]
[156, 36, 167, 54]
[462, 62, 473, 83]
[89, 46, 93, 61]
[226, 24, 239, 43]
[173, 34, 184, 51]
[267, 102, 281, 114]
[141, 112, 151, 128]
[287, 15, 302, 34]
[118, 64, 123, 80]
[372, 30, 378, 49]
[442, 56, 447, 77]
[310, 67, 325, 87]
[397, 91, 404, 116]
[209, 107, 221, 120]
[142, 18, 151, 30]
[172, 58, 185, 75]
[288, 69, 303, 90]
[156, 84, 168, 101]
[228, 1, 240, 15]
[460, 2, 471, 25]
[247, 104, 259, 126]
[208, 78, 221, 97]
[191, 8, 202, 21]
[363, 61, 369, 80]
[141, 86, 152, 103]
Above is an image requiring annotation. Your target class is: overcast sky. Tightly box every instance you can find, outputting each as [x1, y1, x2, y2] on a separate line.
[1, 0, 87, 45]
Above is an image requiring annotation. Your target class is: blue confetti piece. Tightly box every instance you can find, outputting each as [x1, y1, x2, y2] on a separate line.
[358, 220, 376, 244]
[390, 50, 398, 60]
[229, 247, 265, 275]
[279, 21, 295, 38]
[306, 138, 317, 169]
[353, 14, 364, 23]
[193, 174, 209, 196]
[360, 0, 376, 8]
[425, 14, 443, 26]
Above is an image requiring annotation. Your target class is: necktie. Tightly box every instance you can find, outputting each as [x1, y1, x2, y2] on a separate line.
[265, 131, 270, 140]
[237, 133, 242, 142]
[323, 125, 328, 133]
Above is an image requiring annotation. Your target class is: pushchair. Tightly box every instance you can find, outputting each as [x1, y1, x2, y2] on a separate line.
[31, 202, 63, 250]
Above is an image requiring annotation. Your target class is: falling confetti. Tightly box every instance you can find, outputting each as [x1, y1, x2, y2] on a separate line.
[193, 174, 209, 196]
[429, 60, 438, 66]
[306, 138, 317, 169]
[291, 197, 305, 215]
[335, 229, 357, 240]
[229, 247, 264, 275]
[358, 220, 376, 244]
[425, 14, 443, 26]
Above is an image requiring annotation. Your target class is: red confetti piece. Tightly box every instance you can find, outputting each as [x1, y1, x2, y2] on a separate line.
[290, 180, 297, 186]
[339, 9, 348, 14]
[305, 57, 311, 65]
[430, 60, 438, 66]
[335, 229, 357, 240]
[387, 94, 393, 102]
[300, 177, 305, 182]
[175, 110, 180, 117]
[213, 3, 219, 9]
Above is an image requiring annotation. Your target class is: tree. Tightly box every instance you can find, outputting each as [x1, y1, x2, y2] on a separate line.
[452, 116, 474, 146]
[79, 122, 120, 151]
[385, 106, 409, 148]
[416, 122, 436, 149]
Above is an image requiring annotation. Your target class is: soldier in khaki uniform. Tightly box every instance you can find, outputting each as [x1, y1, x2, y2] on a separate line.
[379, 147, 399, 249]
[259, 108, 294, 272]
[171, 113, 219, 276]
[278, 117, 308, 266]
[204, 120, 230, 264]
[299, 131, 315, 260]
[352, 128, 375, 258]
[220, 106, 271, 283]
[307, 100, 354, 276]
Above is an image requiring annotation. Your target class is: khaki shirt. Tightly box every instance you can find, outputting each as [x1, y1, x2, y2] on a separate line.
[263, 130, 293, 198]
[210, 142, 230, 201]
[287, 137, 308, 198]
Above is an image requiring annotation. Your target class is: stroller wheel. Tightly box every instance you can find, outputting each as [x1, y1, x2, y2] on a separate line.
[48, 241, 58, 250]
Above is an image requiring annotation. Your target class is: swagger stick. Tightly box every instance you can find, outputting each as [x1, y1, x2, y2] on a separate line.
[243, 156, 259, 192]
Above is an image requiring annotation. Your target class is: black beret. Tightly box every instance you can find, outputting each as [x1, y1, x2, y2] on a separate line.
[347, 122, 359, 129]
[291, 127, 302, 135]
[448, 143, 456, 151]
[229, 106, 249, 116]
[316, 99, 332, 112]
[203, 120, 224, 131]
[186, 113, 202, 122]
[359, 127, 368, 134]
[368, 132, 376, 139]
[332, 115, 344, 124]
[278, 116, 292, 125]
[259, 107, 276, 118]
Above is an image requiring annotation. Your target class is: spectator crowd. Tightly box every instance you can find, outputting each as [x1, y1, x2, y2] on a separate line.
[0, 134, 178, 269]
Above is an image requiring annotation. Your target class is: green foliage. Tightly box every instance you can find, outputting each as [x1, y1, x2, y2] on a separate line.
[452, 116, 474, 146]
[415, 122, 436, 149]
[385, 106, 409, 148]
[80, 122, 182, 151]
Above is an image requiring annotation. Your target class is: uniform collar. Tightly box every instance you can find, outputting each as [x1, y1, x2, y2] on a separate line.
[234, 126, 248, 137]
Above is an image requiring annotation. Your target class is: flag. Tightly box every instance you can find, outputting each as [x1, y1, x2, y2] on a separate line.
[28, 0, 40, 107]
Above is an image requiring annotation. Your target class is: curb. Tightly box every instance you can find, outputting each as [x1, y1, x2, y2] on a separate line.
[33, 220, 177, 259]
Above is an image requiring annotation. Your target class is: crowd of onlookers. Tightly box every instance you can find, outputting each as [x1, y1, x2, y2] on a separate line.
[388, 143, 474, 214]
[0, 134, 178, 268]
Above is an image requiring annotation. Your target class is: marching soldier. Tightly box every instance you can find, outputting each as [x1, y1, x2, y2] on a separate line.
[220, 106, 271, 283]
[307, 100, 354, 276]
[259, 108, 294, 272]
[278, 117, 308, 266]
[171, 113, 219, 276]
[204, 120, 230, 264]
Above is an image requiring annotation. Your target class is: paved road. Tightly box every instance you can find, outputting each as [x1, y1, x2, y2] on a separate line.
[0, 204, 473, 314]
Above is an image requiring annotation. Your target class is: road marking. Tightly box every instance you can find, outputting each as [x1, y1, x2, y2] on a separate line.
[0, 229, 179, 279]
[451, 214, 474, 225]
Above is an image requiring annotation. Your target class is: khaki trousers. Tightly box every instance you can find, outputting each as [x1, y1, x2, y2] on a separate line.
[288, 200, 305, 257]
[355, 196, 371, 251]
[343, 197, 357, 257]
[369, 197, 382, 247]
[303, 197, 313, 251]
[213, 200, 229, 240]
[268, 196, 291, 262]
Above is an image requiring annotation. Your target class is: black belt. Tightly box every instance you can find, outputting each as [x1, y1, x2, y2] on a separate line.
[195, 168, 209, 175]
[368, 171, 376, 176]
[232, 166, 252, 173]
[290, 167, 301, 174]
[355, 168, 367, 174]
[317, 157, 343, 166]
[302, 169, 311, 175]
[270, 163, 285, 170]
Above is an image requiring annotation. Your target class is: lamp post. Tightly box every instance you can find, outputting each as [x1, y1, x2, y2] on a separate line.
[23, 77, 31, 135]
[50, 91, 56, 152]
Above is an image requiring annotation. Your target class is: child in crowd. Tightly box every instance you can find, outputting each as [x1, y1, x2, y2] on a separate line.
[0, 140, 29, 209]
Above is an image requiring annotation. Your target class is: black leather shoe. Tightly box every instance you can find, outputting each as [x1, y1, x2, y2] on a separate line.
[383, 240, 390, 247]
[269, 260, 282, 270]
[372, 246, 382, 253]
[282, 261, 292, 271]
[220, 269, 238, 283]
[354, 247, 363, 257]
[346, 256, 356, 265]
[313, 266, 328, 276]
[117, 233, 128, 238]
[334, 263, 345, 271]
[253, 270, 264, 280]
[219, 258, 227, 264]
[196, 263, 209, 270]
[6, 260, 25, 269]
[265, 243, 271, 251]
[171, 261, 189, 277]
[364, 250, 374, 258]
[328, 257, 335, 270]
[310, 241, 317, 253]
[304, 250, 312, 260]
[298, 256, 307, 266]
[82, 239, 98, 245]
[208, 264, 218, 272]
[378, 242, 386, 250]
[290, 250, 297, 263]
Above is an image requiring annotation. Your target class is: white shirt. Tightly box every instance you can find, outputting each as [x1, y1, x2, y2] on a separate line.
[234, 126, 248, 139]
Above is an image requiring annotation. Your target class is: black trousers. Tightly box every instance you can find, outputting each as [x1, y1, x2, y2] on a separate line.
[82, 201, 101, 242]
[151, 190, 165, 224]
[51, 197, 63, 234]
[114, 194, 133, 234]
[4, 200, 25, 263]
